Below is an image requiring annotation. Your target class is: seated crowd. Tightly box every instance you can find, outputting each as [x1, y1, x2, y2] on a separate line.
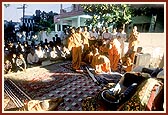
[4, 37, 72, 74]
[4, 25, 163, 75]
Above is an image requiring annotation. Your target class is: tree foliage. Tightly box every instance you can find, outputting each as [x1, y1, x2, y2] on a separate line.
[80, 4, 132, 28]
[4, 4, 10, 8]
[33, 10, 58, 32]
[4, 21, 16, 41]
[81, 4, 163, 29]
[131, 6, 162, 19]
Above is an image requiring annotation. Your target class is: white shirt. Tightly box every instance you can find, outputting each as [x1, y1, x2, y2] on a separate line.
[111, 32, 118, 40]
[50, 51, 58, 59]
[35, 49, 44, 58]
[89, 31, 98, 39]
[117, 32, 127, 39]
[117, 32, 127, 44]
[27, 53, 39, 64]
[102, 32, 112, 40]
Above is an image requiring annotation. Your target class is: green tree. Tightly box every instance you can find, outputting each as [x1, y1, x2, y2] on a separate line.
[4, 4, 10, 8]
[81, 4, 132, 29]
[33, 10, 58, 32]
[4, 21, 16, 41]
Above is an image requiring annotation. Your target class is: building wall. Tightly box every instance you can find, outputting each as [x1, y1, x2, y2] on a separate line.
[138, 33, 165, 48]
[80, 18, 86, 27]
[72, 19, 78, 27]
[124, 33, 165, 68]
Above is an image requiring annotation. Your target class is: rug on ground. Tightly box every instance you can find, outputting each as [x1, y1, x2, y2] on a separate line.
[4, 61, 122, 111]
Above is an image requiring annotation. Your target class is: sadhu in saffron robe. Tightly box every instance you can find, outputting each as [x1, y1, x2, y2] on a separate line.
[68, 32, 83, 70]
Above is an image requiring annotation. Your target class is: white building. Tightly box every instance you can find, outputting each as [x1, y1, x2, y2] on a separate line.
[54, 4, 91, 35]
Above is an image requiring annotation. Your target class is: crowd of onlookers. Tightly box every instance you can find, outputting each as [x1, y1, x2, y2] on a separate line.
[4, 25, 142, 74]
[4, 33, 72, 74]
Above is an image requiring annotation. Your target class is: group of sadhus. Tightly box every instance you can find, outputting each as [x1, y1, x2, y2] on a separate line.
[67, 26, 140, 73]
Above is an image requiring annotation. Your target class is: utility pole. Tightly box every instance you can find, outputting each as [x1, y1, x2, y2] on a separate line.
[17, 4, 27, 40]
[23, 4, 26, 26]
[17, 4, 27, 29]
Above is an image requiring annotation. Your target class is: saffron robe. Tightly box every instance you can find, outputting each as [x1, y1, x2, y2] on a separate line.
[91, 53, 111, 73]
[108, 39, 121, 71]
[68, 33, 83, 70]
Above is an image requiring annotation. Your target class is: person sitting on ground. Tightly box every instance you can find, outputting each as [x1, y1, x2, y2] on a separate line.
[56, 45, 64, 57]
[16, 53, 27, 72]
[99, 41, 109, 57]
[11, 53, 17, 72]
[27, 48, 42, 67]
[83, 48, 94, 64]
[16, 42, 24, 54]
[35, 45, 46, 62]
[43, 44, 50, 59]
[91, 48, 111, 74]
[61, 46, 71, 60]
[23, 42, 30, 63]
[49, 46, 59, 61]
[121, 51, 134, 72]
[4, 59, 12, 74]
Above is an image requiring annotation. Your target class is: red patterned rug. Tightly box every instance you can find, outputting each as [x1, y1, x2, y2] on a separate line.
[10, 62, 82, 99]
[39, 74, 102, 111]
[5, 61, 121, 111]
[13, 73, 79, 99]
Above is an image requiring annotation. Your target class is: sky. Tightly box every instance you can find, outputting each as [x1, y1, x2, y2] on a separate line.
[3, 3, 72, 22]
[3, 2, 165, 22]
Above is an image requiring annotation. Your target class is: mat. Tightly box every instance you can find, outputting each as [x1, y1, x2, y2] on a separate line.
[11, 63, 81, 99]
[40, 75, 102, 111]
[60, 61, 122, 85]
[4, 61, 121, 111]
